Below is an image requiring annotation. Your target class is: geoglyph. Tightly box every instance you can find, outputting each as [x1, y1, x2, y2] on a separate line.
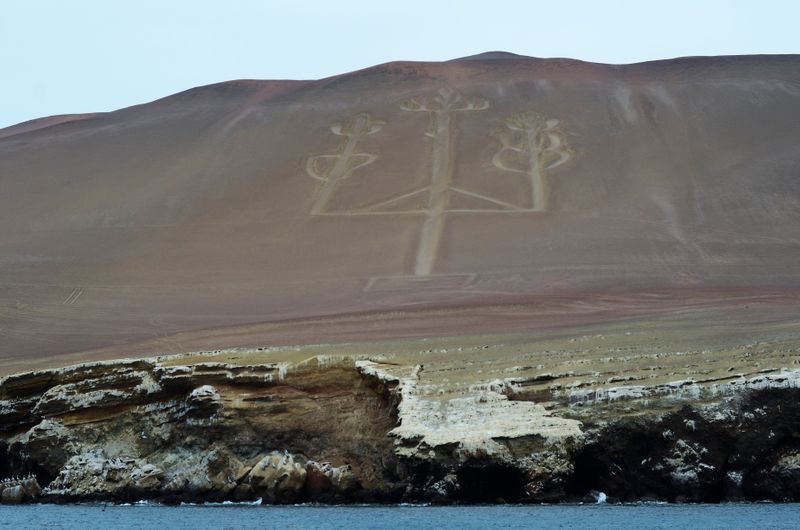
[305, 89, 573, 278]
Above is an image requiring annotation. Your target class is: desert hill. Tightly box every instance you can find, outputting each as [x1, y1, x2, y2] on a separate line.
[1, 53, 800, 373]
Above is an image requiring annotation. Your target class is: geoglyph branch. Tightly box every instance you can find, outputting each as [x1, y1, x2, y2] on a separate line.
[305, 113, 384, 214]
[400, 88, 489, 276]
[492, 111, 572, 211]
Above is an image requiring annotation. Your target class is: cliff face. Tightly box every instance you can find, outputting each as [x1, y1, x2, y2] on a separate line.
[2, 351, 799, 504]
[0, 357, 400, 503]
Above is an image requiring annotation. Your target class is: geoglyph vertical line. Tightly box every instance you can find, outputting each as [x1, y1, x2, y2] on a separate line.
[305, 113, 384, 215]
[492, 112, 571, 211]
[401, 88, 489, 276]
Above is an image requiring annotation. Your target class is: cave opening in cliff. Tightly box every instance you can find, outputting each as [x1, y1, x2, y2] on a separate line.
[0, 442, 9, 478]
[2, 449, 55, 489]
[456, 462, 527, 503]
[566, 442, 610, 499]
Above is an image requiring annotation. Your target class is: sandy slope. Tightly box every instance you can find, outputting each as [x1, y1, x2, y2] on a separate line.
[1, 53, 800, 371]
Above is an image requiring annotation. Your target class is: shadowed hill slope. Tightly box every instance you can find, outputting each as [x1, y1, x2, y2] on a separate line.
[1, 54, 800, 372]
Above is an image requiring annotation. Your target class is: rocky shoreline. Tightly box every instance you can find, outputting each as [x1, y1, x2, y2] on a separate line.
[1, 354, 799, 505]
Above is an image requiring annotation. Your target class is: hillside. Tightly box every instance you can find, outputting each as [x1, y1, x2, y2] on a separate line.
[2, 53, 800, 373]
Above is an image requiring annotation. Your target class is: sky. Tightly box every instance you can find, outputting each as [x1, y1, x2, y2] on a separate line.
[1, 0, 798, 129]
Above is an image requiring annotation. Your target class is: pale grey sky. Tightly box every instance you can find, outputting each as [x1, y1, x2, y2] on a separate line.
[1, 0, 798, 129]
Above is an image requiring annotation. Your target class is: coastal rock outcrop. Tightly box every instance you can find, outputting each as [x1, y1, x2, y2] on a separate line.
[242, 452, 306, 503]
[1, 353, 799, 504]
[357, 360, 584, 502]
[0, 475, 41, 504]
[0, 355, 400, 504]
[45, 451, 165, 499]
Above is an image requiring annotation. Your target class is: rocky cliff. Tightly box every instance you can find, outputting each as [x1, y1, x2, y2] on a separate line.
[2, 346, 798, 504]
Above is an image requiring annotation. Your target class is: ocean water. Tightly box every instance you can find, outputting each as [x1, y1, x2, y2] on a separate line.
[0, 503, 798, 530]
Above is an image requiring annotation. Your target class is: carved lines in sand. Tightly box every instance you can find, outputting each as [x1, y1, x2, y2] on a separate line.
[400, 88, 489, 276]
[492, 112, 572, 211]
[306, 113, 384, 215]
[62, 288, 83, 306]
[303, 90, 573, 278]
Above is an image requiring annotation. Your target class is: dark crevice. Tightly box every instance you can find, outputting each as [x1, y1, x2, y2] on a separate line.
[456, 461, 527, 503]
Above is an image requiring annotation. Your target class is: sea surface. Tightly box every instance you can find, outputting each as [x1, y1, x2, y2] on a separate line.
[0, 503, 798, 529]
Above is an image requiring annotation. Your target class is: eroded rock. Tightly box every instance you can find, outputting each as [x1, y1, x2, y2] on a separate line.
[10, 419, 75, 475]
[0, 476, 41, 504]
[45, 451, 164, 500]
[0, 355, 798, 504]
[161, 446, 245, 499]
[244, 452, 307, 503]
[304, 461, 358, 500]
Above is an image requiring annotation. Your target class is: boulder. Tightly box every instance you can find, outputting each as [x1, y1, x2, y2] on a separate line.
[161, 446, 245, 499]
[130, 463, 165, 490]
[304, 462, 358, 499]
[245, 452, 307, 503]
[10, 419, 75, 475]
[185, 385, 222, 417]
[1, 485, 23, 504]
[0, 476, 42, 504]
[45, 451, 164, 500]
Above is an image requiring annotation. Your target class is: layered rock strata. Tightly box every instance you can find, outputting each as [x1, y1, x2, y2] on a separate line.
[1, 354, 799, 504]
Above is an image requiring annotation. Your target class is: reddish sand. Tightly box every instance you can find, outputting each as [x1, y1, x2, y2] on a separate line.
[1, 53, 799, 371]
